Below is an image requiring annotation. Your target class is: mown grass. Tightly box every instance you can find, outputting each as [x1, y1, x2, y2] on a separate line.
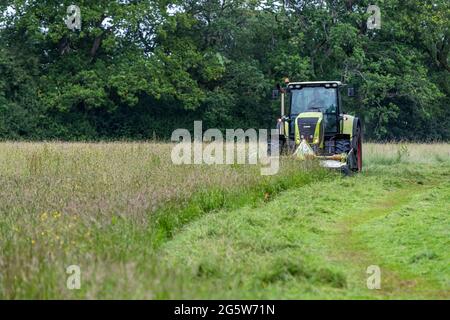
[158, 162, 450, 299]
[0, 142, 449, 299]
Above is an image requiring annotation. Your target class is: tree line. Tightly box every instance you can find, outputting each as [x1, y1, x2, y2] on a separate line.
[0, 0, 449, 141]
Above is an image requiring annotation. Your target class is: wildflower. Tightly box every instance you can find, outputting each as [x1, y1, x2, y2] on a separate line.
[31, 239, 36, 245]
[52, 211, 62, 219]
[40, 212, 48, 221]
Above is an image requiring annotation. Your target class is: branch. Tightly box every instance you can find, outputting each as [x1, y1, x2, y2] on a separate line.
[90, 14, 108, 59]
[90, 35, 103, 57]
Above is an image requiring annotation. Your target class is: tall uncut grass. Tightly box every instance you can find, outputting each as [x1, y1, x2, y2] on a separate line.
[0, 142, 328, 298]
[364, 142, 450, 166]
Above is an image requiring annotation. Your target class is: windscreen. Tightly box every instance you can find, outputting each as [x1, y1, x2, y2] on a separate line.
[290, 87, 338, 115]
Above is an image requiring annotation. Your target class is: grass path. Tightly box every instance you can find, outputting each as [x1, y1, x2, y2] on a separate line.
[327, 186, 438, 298]
[158, 164, 450, 299]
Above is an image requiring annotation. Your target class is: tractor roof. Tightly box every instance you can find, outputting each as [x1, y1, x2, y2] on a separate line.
[288, 81, 343, 86]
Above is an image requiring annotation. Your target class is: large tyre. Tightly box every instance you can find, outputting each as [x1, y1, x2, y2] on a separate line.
[268, 138, 286, 156]
[353, 122, 363, 172]
[336, 140, 351, 154]
[279, 137, 288, 155]
[341, 165, 351, 176]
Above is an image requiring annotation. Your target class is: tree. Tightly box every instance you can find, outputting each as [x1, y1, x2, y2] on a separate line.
[0, 0, 448, 140]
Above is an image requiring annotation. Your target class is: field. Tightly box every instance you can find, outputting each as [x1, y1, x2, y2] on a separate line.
[0, 142, 449, 299]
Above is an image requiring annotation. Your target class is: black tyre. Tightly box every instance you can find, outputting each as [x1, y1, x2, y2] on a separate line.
[341, 165, 351, 176]
[268, 138, 284, 156]
[353, 122, 363, 172]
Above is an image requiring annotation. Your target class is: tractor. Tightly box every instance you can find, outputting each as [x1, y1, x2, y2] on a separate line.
[274, 80, 363, 173]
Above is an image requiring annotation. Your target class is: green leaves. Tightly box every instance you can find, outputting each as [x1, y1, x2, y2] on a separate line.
[0, 0, 448, 140]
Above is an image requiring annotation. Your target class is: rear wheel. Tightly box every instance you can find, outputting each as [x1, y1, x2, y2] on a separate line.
[353, 124, 363, 172]
[341, 165, 351, 176]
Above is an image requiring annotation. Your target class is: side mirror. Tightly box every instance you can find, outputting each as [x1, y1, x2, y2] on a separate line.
[347, 87, 355, 97]
[272, 89, 280, 100]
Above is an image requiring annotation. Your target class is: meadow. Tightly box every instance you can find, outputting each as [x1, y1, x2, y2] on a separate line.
[0, 142, 449, 299]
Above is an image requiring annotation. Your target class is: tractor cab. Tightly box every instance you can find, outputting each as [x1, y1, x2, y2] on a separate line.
[275, 80, 362, 172]
[288, 81, 342, 144]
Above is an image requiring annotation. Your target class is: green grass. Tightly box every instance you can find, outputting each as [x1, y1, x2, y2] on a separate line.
[0, 142, 449, 299]
[157, 163, 450, 299]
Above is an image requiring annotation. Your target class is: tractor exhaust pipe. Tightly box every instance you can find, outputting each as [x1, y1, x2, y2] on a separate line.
[276, 78, 290, 117]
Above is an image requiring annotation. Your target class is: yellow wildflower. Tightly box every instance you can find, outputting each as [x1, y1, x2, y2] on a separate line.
[52, 211, 62, 219]
[40, 212, 48, 221]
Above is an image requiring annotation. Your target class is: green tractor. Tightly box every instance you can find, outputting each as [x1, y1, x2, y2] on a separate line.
[274, 80, 363, 173]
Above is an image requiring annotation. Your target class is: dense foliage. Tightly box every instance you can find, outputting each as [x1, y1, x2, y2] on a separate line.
[0, 0, 449, 141]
